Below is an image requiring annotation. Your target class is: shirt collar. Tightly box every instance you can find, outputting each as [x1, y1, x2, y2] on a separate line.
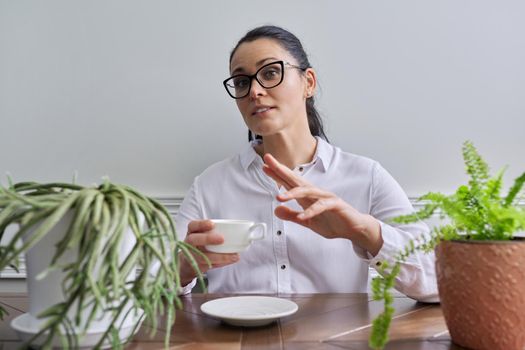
[239, 139, 262, 170]
[313, 136, 333, 172]
[239, 136, 333, 172]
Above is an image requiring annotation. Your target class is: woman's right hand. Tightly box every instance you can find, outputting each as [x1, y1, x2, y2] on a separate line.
[179, 219, 240, 286]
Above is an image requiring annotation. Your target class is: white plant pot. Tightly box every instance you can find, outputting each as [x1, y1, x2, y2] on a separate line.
[11, 211, 144, 349]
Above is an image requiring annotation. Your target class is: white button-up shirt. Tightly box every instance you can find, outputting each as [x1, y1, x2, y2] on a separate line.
[176, 137, 438, 302]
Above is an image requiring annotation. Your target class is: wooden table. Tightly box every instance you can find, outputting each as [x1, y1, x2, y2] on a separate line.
[0, 293, 466, 349]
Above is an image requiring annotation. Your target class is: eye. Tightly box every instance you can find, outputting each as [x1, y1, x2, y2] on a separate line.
[261, 68, 280, 80]
[232, 77, 250, 89]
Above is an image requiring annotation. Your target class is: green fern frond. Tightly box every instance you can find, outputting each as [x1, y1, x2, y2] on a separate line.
[369, 228, 441, 350]
[392, 203, 438, 224]
[485, 168, 506, 200]
[438, 225, 461, 241]
[369, 304, 394, 350]
[445, 193, 487, 234]
[392, 192, 446, 224]
[420, 192, 446, 201]
[504, 172, 525, 207]
[369, 262, 399, 350]
[462, 141, 489, 193]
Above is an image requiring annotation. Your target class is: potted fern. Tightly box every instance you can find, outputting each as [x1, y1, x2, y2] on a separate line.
[0, 179, 205, 349]
[369, 141, 525, 350]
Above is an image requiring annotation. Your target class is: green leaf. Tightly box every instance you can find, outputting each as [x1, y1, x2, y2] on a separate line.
[504, 172, 525, 207]
[0, 304, 9, 319]
[485, 167, 505, 200]
[462, 140, 490, 193]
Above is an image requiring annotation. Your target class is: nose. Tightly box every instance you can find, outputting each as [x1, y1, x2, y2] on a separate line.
[248, 77, 266, 99]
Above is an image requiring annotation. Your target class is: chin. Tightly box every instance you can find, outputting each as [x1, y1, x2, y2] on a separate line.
[246, 115, 288, 137]
[249, 125, 278, 136]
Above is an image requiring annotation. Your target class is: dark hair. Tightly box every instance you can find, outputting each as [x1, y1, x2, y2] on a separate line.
[229, 25, 329, 142]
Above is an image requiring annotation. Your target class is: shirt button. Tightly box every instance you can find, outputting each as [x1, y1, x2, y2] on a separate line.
[277, 230, 282, 236]
[298, 167, 304, 172]
[280, 265, 286, 270]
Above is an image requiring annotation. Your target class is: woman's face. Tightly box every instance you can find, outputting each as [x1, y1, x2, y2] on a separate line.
[229, 38, 316, 139]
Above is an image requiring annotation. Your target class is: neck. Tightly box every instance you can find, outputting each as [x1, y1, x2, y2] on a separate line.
[255, 133, 317, 169]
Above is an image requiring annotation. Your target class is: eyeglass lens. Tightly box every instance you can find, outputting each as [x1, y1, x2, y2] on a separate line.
[226, 62, 284, 98]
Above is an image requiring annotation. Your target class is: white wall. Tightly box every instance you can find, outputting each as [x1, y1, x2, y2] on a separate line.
[1, 0, 524, 198]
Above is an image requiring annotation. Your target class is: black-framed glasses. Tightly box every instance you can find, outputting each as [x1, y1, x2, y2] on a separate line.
[223, 60, 305, 99]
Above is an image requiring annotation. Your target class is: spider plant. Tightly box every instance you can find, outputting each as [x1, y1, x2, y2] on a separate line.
[0, 179, 206, 349]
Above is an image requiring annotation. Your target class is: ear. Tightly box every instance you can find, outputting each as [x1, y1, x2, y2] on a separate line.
[303, 68, 317, 98]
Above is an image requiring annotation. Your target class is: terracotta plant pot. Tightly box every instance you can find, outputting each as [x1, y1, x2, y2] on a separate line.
[435, 240, 525, 350]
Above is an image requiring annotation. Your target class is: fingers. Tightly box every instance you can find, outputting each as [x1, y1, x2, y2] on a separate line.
[184, 220, 241, 273]
[180, 251, 239, 283]
[297, 197, 341, 220]
[263, 153, 309, 188]
[275, 196, 345, 222]
[186, 251, 239, 269]
[188, 219, 214, 234]
[277, 186, 332, 203]
[205, 252, 240, 268]
[274, 205, 303, 223]
[262, 166, 291, 190]
[185, 232, 224, 247]
[186, 220, 224, 246]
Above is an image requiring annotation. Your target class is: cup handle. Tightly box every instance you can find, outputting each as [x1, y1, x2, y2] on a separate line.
[248, 223, 266, 241]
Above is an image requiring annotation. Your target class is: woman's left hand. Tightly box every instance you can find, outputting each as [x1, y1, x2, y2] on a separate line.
[262, 153, 383, 255]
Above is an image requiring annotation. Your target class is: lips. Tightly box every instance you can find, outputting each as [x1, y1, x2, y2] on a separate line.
[251, 106, 275, 116]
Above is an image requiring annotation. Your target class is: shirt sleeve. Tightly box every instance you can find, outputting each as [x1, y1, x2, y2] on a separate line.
[178, 278, 197, 295]
[175, 176, 203, 242]
[175, 177, 204, 295]
[149, 259, 197, 296]
[352, 162, 439, 303]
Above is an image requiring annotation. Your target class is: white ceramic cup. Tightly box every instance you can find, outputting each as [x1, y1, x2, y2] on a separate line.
[205, 219, 266, 253]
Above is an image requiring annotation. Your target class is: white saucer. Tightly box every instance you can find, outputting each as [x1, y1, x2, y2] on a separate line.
[11, 311, 143, 349]
[200, 296, 298, 327]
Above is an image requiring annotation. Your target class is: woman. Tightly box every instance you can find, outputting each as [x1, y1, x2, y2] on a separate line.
[176, 25, 438, 301]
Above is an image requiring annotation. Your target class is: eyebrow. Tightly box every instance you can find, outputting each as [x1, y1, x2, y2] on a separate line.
[231, 57, 279, 75]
